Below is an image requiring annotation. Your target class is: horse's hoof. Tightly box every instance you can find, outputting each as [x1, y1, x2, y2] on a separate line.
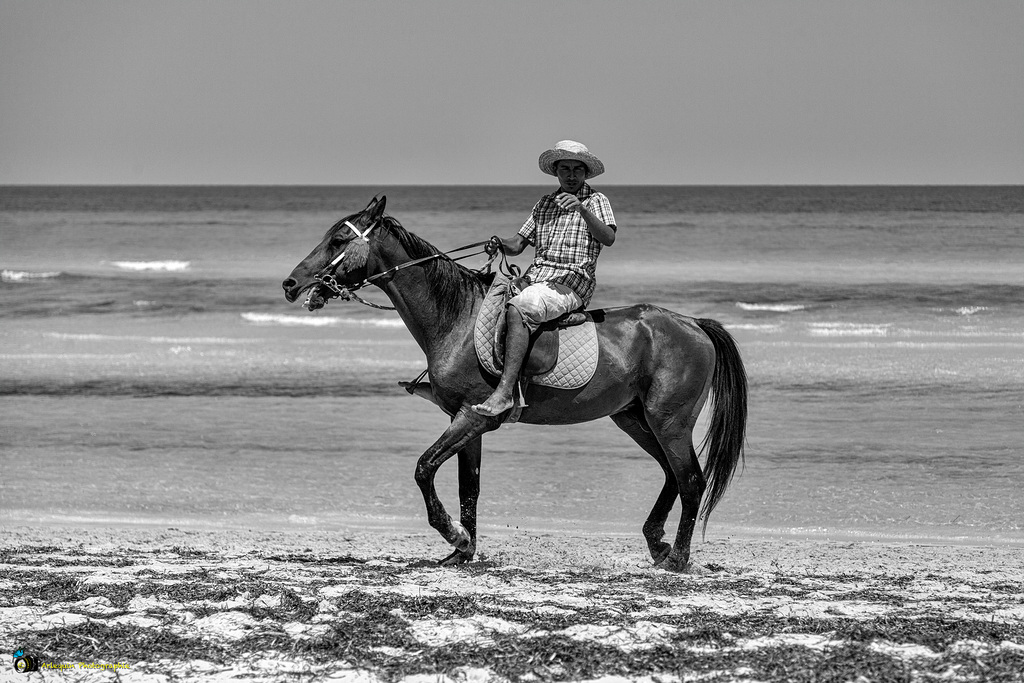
[450, 521, 473, 552]
[654, 550, 690, 573]
[438, 548, 474, 566]
[649, 542, 672, 564]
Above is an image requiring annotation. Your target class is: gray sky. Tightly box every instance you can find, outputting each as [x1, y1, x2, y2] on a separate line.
[2, 0, 1022, 185]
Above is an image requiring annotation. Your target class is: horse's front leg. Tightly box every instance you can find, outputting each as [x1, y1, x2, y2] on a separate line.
[439, 435, 482, 566]
[414, 407, 496, 562]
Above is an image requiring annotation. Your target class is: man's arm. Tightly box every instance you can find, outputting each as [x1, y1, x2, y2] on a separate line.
[579, 205, 615, 247]
[553, 194, 615, 246]
[490, 233, 529, 256]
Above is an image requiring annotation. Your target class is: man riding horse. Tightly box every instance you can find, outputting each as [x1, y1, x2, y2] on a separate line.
[282, 150, 747, 571]
[472, 140, 617, 417]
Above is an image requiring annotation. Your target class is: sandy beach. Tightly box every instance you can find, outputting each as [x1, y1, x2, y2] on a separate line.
[2, 525, 1022, 682]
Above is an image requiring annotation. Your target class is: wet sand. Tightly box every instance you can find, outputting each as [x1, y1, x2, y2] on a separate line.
[2, 525, 1023, 682]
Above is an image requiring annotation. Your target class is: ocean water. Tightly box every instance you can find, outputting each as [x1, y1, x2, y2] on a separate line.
[2, 185, 1023, 547]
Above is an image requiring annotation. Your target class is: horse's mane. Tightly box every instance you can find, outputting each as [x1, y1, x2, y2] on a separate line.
[382, 216, 489, 329]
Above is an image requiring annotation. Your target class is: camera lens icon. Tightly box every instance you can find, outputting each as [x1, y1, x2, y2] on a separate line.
[13, 652, 39, 673]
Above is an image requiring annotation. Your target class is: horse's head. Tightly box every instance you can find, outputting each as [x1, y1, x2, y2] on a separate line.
[282, 195, 388, 310]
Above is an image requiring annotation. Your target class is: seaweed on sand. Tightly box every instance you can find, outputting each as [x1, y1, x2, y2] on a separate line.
[13, 622, 230, 666]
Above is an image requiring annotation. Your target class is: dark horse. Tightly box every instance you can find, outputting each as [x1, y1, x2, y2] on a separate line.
[282, 196, 747, 571]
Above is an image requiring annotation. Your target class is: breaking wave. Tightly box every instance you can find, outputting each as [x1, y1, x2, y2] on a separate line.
[240, 312, 405, 328]
[736, 302, 807, 313]
[109, 260, 191, 272]
[955, 306, 991, 316]
[807, 322, 892, 337]
[1, 269, 62, 283]
[43, 332, 253, 344]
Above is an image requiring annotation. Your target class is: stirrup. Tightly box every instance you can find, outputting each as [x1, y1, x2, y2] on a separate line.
[505, 380, 527, 424]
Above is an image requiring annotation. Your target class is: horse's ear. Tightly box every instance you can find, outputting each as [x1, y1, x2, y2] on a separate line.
[365, 195, 387, 222]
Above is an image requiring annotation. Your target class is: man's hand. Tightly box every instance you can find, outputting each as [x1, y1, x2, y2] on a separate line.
[485, 234, 529, 257]
[485, 236, 504, 256]
[555, 193, 615, 247]
[554, 192, 583, 212]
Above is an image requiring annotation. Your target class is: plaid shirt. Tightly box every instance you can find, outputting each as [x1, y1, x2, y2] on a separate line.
[517, 183, 616, 307]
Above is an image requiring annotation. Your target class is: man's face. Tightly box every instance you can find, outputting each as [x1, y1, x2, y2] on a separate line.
[555, 160, 588, 194]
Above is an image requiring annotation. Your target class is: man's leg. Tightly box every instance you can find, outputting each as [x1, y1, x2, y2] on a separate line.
[472, 305, 530, 416]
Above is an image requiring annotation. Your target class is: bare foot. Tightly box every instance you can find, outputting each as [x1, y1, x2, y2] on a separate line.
[472, 393, 515, 416]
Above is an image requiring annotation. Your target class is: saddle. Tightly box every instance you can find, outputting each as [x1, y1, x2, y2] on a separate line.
[474, 276, 599, 391]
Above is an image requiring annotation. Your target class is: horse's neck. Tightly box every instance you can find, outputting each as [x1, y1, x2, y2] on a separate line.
[377, 268, 442, 354]
[373, 242, 476, 360]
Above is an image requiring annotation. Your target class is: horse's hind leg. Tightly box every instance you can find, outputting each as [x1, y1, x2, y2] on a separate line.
[643, 403, 707, 571]
[610, 408, 677, 564]
[438, 436, 482, 566]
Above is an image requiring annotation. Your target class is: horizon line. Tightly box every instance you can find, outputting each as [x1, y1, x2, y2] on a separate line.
[3, 182, 1022, 188]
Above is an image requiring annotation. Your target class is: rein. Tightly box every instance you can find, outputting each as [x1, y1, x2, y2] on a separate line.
[305, 218, 499, 311]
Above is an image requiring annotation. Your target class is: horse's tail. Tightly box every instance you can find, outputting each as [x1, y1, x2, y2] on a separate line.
[695, 318, 748, 533]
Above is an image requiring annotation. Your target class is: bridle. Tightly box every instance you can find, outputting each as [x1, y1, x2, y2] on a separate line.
[304, 218, 382, 310]
[303, 217, 501, 312]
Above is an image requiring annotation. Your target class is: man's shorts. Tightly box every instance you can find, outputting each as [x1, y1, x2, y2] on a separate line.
[507, 282, 583, 333]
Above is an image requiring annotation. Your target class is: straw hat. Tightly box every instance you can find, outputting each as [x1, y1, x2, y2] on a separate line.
[538, 140, 605, 179]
